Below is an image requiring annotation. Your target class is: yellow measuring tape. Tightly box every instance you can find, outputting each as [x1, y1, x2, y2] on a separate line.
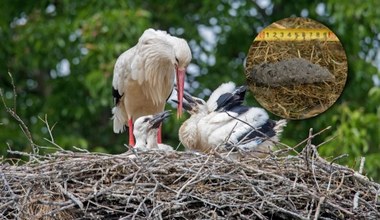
[255, 28, 339, 41]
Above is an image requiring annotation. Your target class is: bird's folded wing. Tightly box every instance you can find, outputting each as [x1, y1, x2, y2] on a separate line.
[112, 47, 137, 98]
[206, 82, 236, 112]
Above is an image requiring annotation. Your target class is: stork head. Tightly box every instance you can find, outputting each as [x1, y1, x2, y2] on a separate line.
[138, 29, 192, 118]
[134, 111, 171, 134]
[170, 37, 192, 119]
[133, 111, 171, 148]
[173, 91, 207, 115]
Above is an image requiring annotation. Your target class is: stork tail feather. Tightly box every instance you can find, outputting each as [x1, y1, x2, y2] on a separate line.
[112, 107, 127, 133]
[274, 119, 287, 136]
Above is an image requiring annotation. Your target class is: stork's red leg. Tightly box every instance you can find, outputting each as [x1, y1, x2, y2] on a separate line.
[157, 124, 162, 144]
[128, 119, 135, 146]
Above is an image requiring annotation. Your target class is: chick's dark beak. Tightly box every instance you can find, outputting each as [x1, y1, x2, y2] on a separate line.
[173, 99, 193, 112]
[149, 110, 171, 129]
[172, 89, 197, 112]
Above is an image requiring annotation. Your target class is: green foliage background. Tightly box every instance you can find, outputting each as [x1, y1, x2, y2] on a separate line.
[0, 1, 379, 180]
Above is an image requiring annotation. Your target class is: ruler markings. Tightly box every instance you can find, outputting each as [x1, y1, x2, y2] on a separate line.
[255, 28, 339, 41]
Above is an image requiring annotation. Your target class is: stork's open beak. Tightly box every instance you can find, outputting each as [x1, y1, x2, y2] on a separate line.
[172, 90, 195, 112]
[149, 110, 171, 129]
[176, 68, 185, 118]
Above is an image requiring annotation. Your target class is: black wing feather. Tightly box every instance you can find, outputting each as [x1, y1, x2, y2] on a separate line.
[215, 93, 234, 111]
[215, 85, 248, 112]
[112, 87, 123, 105]
[228, 105, 250, 115]
[237, 119, 276, 143]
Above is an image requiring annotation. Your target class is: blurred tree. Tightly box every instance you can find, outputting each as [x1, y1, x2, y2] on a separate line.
[0, 1, 379, 179]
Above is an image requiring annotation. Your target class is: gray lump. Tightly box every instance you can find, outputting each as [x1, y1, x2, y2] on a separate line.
[249, 58, 335, 87]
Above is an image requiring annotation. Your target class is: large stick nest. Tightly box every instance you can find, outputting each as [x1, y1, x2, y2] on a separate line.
[1, 134, 380, 220]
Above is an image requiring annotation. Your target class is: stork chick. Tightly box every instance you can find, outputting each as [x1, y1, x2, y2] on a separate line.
[112, 28, 192, 146]
[177, 82, 286, 158]
[133, 111, 173, 151]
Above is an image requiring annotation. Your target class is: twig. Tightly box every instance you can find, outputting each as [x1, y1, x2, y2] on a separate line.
[307, 197, 315, 219]
[265, 200, 308, 220]
[303, 128, 313, 170]
[72, 146, 90, 152]
[353, 192, 360, 210]
[7, 72, 17, 113]
[316, 134, 337, 149]
[0, 172, 16, 199]
[359, 157, 365, 174]
[314, 196, 325, 220]
[55, 182, 84, 210]
[38, 114, 58, 144]
[43, 138, 65, 151]
[176, 154, 211, 198]
[0, 73, 38, 157]
[330, 154, 349, 165]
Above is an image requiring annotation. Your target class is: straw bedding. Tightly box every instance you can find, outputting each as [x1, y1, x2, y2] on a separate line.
[245, 18, 347, 119]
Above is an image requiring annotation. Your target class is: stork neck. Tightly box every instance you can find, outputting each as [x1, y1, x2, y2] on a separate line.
[142, 60, 175, 106]
[146, 129, 159, 149]
[195, 110, 208, 118]
[134, 133, 147, 149]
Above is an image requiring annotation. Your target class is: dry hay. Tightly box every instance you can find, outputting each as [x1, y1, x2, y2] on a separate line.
[1, 132, 380, 220]
[245, 17, 347, 119]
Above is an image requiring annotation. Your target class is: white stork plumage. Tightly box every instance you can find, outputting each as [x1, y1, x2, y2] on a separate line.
[112, 28, 192, 146]
[206, 82, 247, 112]
[177, 82, 287, 158]
[133, 110, 173, 151]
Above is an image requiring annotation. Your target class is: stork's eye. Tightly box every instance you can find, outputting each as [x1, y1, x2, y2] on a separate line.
[143, 118, 150, 123]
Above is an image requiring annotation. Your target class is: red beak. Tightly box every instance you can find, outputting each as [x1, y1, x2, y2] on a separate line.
[176, 68, 185, 118]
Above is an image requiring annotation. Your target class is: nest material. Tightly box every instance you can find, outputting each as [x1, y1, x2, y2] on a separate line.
[1, 139, 380, 220]
[245, 18, 347, 119]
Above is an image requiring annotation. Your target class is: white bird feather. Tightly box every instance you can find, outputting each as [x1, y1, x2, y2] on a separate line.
[206, 81, 236, 112]
[112, 28, 191, 145]
[133, 111, 173, 151]
[178, 82, 286, 157]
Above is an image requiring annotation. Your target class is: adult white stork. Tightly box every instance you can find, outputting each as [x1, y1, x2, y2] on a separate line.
[177, 82, 287, 158]
[112, 28, 192, 146]
[133, 110, 173, 151]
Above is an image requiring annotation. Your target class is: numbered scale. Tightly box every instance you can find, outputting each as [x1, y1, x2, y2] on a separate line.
[255, 28, 339, 41]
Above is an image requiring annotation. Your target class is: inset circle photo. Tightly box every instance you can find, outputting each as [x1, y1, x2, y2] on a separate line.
[245, 17, 347, 120]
